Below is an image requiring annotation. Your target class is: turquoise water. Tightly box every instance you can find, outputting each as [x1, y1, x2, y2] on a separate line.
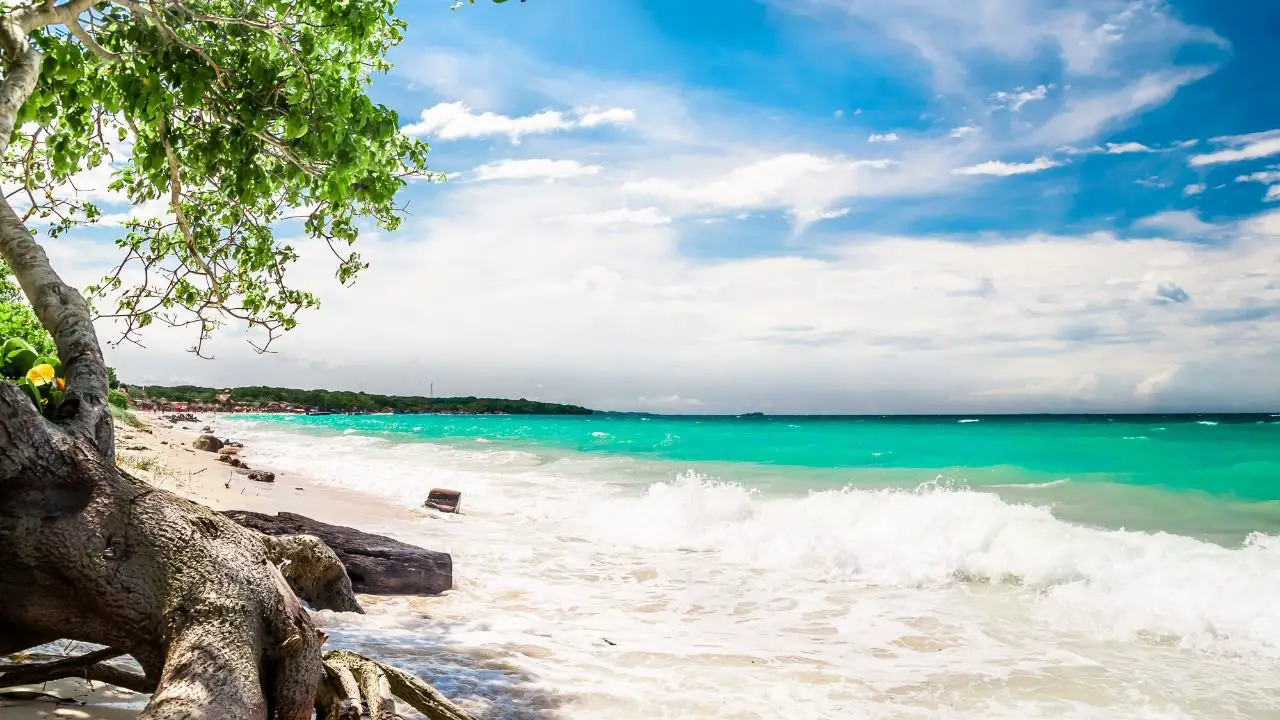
[243, 412, 1280, 542]
[254, 412, 1280, 492]
[222, 412, 1280, 717]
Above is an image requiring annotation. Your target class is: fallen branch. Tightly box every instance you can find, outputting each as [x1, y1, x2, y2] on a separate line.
[320, 650, 471, 720]
[0, 648, 155, 694]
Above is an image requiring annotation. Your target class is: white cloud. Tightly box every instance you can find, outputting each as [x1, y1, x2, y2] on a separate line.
[834, 109, 845, 118]
[1267, 186, 1280, 203]
[868, 132, 900, 143]
[992, 84, 1052, 111]
[1134, 210, 1218, 236]
[1188, 129, 1280, 167]
[470, 159, 603, 182]
[1236, 170, 1280, 184]
[1104, 142, 1155, 154]
[1134, 366, 1179, 400]
[624, 153, 896, 224]
[401, 101, 636, 144]
[1023, 68, 1212, 149]
[949, 125, 979, 138]
[771, 0, 1225, 92]
[577, 107, 637, 128]
[93, 181, 1280, 413]
[952, 156, 1061, 176]
[545, 206, 672, 227]
[794, 207, 851, 224]
[1182, 183, 1206, 197]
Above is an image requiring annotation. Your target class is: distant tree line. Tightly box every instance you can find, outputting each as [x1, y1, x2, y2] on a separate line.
[128, 384, 594, 415]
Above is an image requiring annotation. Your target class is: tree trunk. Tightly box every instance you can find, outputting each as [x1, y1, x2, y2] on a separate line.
[0, 385, 325, 719]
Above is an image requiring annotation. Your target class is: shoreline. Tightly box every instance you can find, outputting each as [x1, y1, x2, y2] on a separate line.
[0, 411, 431, 718]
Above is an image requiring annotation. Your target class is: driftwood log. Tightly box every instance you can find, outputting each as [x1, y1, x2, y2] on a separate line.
[224, 511, 454, 596]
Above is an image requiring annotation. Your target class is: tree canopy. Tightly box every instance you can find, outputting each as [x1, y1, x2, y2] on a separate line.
[4, 0, 438, 358]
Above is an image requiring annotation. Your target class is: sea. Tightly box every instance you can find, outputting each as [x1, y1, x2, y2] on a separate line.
[217, 412, 1280, 719]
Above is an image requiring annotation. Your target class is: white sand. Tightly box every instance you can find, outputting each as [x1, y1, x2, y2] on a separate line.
[1, 412, 411, 719]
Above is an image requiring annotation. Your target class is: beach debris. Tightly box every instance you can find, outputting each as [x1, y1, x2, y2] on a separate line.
[425, 488, 462, 514]
[224, 511, 454, 596]
[192, 434, 224, 452]
[603, 638, 617, 646]
[248, 471, 276, 483]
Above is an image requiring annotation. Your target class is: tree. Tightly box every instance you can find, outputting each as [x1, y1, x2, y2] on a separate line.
[0, 259, 55, 355]
[0, 0, 512, 717]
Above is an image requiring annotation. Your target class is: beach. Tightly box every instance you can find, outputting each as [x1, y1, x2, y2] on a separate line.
[6, 412, 1280, 719]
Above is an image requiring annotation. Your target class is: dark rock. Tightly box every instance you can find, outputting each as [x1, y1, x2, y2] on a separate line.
[224, 440, 244, 448]
[425, 488, 462, 514]
[222, 511, 452, 596]
[248, 471, 275, 483]
[162, 412, 199, 423]
[218, 455, 249, 469]
[192, 434, 224, 452]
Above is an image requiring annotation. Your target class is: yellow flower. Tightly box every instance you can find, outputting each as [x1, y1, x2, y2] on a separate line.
[26, 364, 55, 387]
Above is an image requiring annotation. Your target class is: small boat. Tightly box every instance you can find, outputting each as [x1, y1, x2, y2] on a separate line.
[306, 408, 334, 416]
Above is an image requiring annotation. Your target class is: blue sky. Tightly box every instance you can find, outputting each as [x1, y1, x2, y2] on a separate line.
[66, 0, 1280, 412]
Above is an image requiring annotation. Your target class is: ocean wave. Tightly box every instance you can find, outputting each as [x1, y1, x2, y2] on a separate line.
[958, 419, 980, 423]
[217, 418, 1280, 661]
[576, 473, 1280, 657]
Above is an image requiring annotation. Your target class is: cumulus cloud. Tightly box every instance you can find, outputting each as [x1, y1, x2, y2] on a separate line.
[623, 153, 896, 224]
[992, 84, 1052, 110]
[1183, 183, 1206, 197]
[401, 101, 635, 144]
[469, 159, 603, 182]
[952, 156, 1061, 176]
[949, 125, 979, 138]
[1134, 210, 1219, 236]
[1188, 129, 1280, 167]
[577, 107, 637, 128]
[1104, 142, 1155, 154]
[868, 132, 900, 143]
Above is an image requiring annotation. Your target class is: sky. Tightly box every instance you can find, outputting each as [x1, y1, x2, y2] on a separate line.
[47, 0, 1280, 413]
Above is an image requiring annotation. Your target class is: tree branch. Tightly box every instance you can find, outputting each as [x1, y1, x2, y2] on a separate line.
[66, 19, 121, 62]
[157, 116, 221, 293]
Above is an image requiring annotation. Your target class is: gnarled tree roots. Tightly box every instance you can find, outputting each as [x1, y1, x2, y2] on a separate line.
[0, 647, 472, 720]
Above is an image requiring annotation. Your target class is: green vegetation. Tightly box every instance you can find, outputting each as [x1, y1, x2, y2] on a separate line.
[1, 336, 66, 419]
[0, 262, 55, 357]
[110, 403, 145, 429]
[133, 384, 593, 415]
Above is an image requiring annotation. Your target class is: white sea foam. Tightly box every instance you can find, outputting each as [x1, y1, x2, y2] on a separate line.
[958, 418, 981, 423]
[1197, 421, 1220, 426]
[217, 418, 1280, 718]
